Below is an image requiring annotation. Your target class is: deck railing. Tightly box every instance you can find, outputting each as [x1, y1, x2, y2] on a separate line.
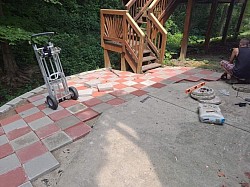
[148, 0, 168, 22]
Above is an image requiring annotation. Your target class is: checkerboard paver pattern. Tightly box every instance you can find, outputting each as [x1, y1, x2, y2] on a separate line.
[0, 67, 221, 186]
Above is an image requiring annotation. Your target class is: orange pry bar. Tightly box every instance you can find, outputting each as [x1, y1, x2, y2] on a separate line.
[185, 82, 206, 94]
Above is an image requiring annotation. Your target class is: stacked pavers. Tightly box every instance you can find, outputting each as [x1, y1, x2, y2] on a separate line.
[0, 67, 221, 187]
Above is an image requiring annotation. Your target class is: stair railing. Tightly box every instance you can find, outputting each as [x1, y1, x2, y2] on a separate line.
[100, 9, 145, 73]
[147, 0, 168, 64]
[125, 0, 153, 21]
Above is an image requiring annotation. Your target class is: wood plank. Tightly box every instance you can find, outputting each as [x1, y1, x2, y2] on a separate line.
[234, 0, 248, 38]
[142, 63, 162, 72]
[142, 55, 157, 62]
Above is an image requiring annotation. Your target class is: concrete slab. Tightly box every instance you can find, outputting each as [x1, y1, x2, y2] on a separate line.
[23, 152, 59, 181]
[28, 116, 54, 131]
[55, 115, 81, 130]
[33, 81, 250, 187]
[0, 154, 21, 175]
[10, 131, 39, 151]
[41, 131, 72, 151]
[2, 119, 28, 134]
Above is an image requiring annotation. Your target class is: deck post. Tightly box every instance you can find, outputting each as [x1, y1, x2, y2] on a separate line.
[179, 0, 195, 61]
[204, 0, 218, 51]
[121, 53, 126, 71]
[234, 0, 248, 38]
[222, 0, 236, 44]
[104, 50, 111, 68]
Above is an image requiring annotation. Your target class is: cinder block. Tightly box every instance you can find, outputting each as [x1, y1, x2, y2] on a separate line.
[42, 131, 72, 151]
[0, 135, 8, 146]
[97, 83, 113, 92]
[10, 131, 39, 151]
[23, 152, 59, 181]
[28, 116, 53, 131]
[0, 154, 21, 175]
[2, 119, 28, 134]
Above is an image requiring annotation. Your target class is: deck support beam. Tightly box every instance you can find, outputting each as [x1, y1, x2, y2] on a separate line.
[234, 0, 248, 38]
[179, 0, 195, 61]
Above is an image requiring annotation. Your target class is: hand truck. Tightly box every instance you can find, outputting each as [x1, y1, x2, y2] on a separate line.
[31, 32, 78, 110]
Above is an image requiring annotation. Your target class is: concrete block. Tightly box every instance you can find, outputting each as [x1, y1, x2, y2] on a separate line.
[30, 87, 44, 94]
[97, 83, 114, 92]
[66, 103, 88, 114]
[19, 107, 40, 118]
[18, 181, 33, 187]
[6, 97, 23, 107]
[55, 115, 81, 130]
[78, 89, 93, 96]
[84, 79, 101, 88]
[2, 119, 28, 134]
[0, 154, 21, 175]
[42, 131, 72, 151]
[0, 105, 11, 114]
[10, 131, 39, 151]
[28, 116, 54, 130]
[23, 152, 59, 181]
[19, 92, 35, 99]
[0, 135, 8, 146]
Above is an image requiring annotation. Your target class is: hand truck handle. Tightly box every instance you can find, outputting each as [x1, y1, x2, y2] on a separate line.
[30, 32, 55, 43]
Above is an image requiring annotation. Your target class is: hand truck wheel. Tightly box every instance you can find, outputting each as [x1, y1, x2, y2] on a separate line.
[69, 86, 79, 100]
[46, 95, 58, 110]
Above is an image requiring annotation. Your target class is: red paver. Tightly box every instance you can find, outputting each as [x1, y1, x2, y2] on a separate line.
[110, 90, 128, 97]
[0, 143, 14, 159]
[64, 122, 91, 141]
[16, 141, 48, 164]
[185, 76, 201, 82]
[0, 114, 21, 126]
[48, 109, 72, 121]
[83, 98, 103, 107]
[23, 112, 45, 123]
[132, 84, 147, 89]
[15, 103, 34, 114]
[59, 100, 79, 108]
[151, 83, 166, 88]
[203, 76, 220, 81]
[134, 78, 145, 83]
[151, 77, 165, 83]
[77, 86, 88, 90]
[37, 103, 47, 111]
[0, 127, 4, 136]
[28, 94, 45, 102]
[92, 91, 107, 97]
[106, 98, 125, 106]
[166, 76, 183, 82]
[6, 126, 32, 141]
[113, 84, 128, 89]
[199, 70, 214, 75]
[75, 109, 99, 122]
[35, 123, 61, 140]
[0, 167, 27, 187]
[131, 90, 148, 96]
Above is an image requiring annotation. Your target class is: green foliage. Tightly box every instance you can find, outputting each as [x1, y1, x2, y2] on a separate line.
[0, 26, 31, 44]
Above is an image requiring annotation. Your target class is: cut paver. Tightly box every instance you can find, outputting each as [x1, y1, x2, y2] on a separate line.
[23, 152, 59, 181]
[28, 116, 54, 131]
[0, 135, 8, 146]
[35, 124, 61, 140]
[0, 143, 14, 159]
[91, 103, 113, 113]
[55, 115, 81, 130]
[0, 154, 21, 175]
[0, 167, 27, 187]
[2, 119, 28, 134]
[97, 83, 114, 92]
[10, 131, 39, 151]
[18, 181, 33, 187]
[41, 131, 72, 151]
[66, 103, 88, 114]
[64, 122, 91, 141]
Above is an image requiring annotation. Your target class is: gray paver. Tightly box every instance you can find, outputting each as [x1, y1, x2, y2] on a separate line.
[91, 103, 113, 113]
[10, 131, 39, 151]
[23, 152, 59, 181]
[0, 154, 21, 175]
[0, 135, 8, 146]
[0, 105, 11, 113]
[19, 92, 35, 99]
[77, 96, 94, 102]
[32, 98, 45, 106]
[42, 105, 63, 115]
[19, 107, 40, 118]
[6, 97, 23, 106]
[119, 93, 137, 101]
[28, 116, 54, 130]
[18, 181, 33, 187]
[78, 89, 93, 96]
[42, 131, 72, 151]
[66, 103, 87, 114]
[122, 87, 138, 93]
[55, 115, 81, 130]
[97, 94, 116, 102]
[2, 119, 28, 134]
